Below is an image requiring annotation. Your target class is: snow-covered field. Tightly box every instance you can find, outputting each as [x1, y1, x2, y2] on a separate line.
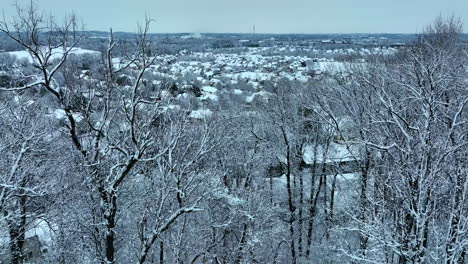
[5, 47, 99, 63]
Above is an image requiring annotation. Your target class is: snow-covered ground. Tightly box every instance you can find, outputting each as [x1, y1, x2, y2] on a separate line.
[0, 219, 54, 248]
[189, 109, 213, 119]
[303, 142, 361, 164]
[5, 47, 99, 63]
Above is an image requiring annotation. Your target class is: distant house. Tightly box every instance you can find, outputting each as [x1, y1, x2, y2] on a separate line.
[0, 220, 52, 264]
[0, 235, 48, 263]
[302, 142, 362, 176]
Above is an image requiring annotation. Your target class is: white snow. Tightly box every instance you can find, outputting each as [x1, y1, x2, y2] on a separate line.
[201, 86, 218, 93]
[314, 61, 347, 73]
[189, 109, 213, 119]
[25, 220, 54, 244]
[0, 219, 55, 248]
[52, 109, 83, 122]
[246, 91, 273, 103]
[232, 89, 243, 95]
[181, 33, 203, 39]
[6, 47, 100, 64]
[303, 142, 361, 164]
[200, 94, 219, 101]
[53, 109, 67, 120]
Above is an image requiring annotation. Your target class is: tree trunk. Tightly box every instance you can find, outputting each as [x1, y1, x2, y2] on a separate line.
[297, 168, 304, 256]
[235, 223, 248, 264]
[159, 241, 164, 264]
[281, 126, 296, 264]
[8, 227, 25, 264]
[305, 166, 324, 259]
[326, 174, 337, 239]
[359, 150, 370, 255]
[6, 186, 28, 264]
[100, 188, 118, 264]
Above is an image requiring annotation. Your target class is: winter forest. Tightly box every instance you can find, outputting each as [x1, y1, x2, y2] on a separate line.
[0, 2, 467, 264]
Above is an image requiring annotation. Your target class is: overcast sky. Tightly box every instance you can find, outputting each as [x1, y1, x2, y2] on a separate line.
[3, 0, 468, 34]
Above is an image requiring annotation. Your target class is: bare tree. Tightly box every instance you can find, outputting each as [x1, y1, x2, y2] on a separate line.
[0, 96, 58, 264]
[333, 16, 468, 264]
[0, 4, 221, 263]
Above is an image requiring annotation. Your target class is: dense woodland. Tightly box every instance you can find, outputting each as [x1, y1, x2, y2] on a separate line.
[0, 3, 467, 264]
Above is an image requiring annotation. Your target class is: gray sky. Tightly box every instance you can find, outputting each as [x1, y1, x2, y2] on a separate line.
[3, 0, 468, 33]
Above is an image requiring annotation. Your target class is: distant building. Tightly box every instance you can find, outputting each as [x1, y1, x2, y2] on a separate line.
[0, 220, 52, 264]
[0, 235, 48, 263]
